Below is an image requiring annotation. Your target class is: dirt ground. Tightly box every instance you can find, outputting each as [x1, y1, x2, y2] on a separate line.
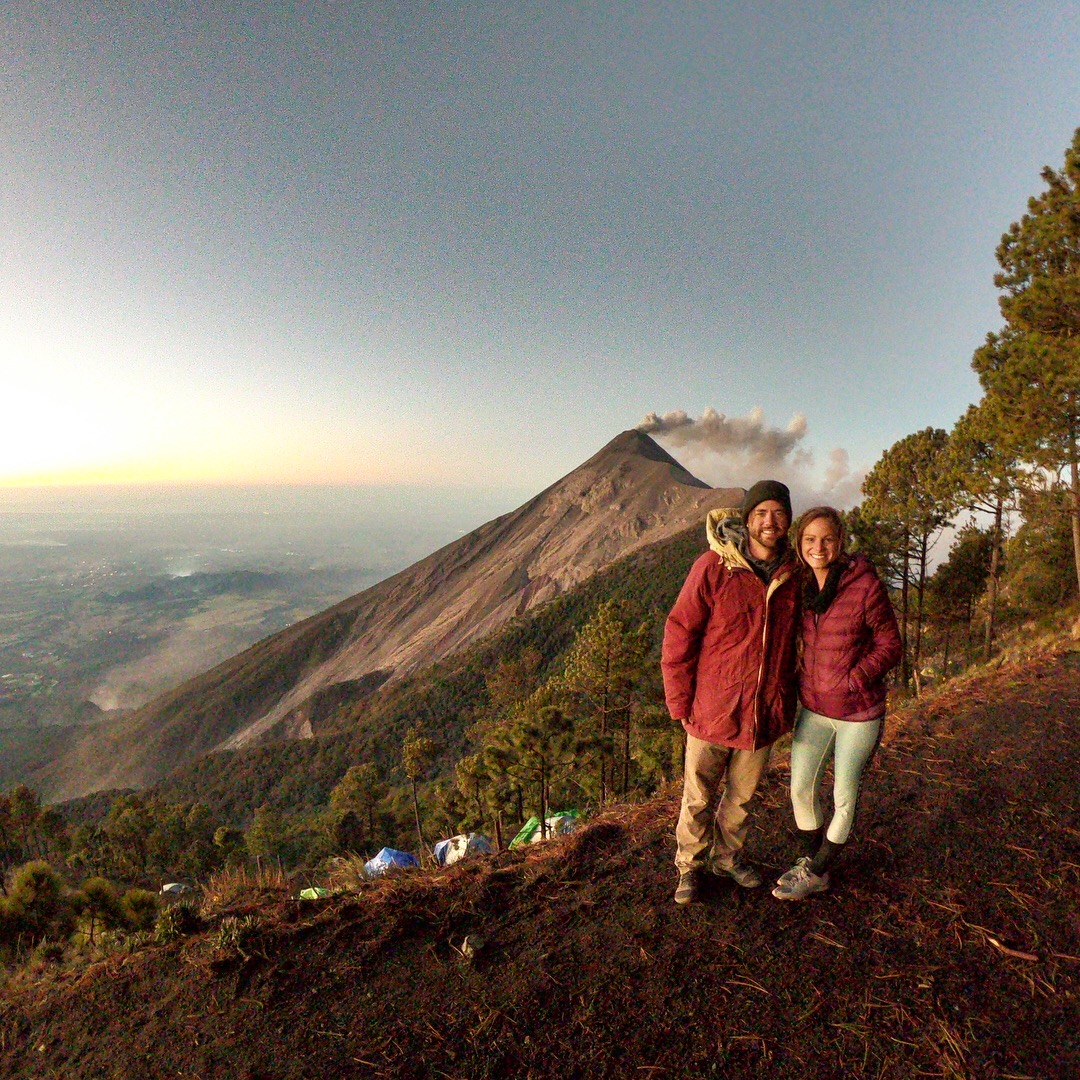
[1, 648, 1077, 1079]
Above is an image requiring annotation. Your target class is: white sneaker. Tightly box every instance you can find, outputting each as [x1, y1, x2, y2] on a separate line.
[772, 860, 829, 900]
[776, 856, 812, 888]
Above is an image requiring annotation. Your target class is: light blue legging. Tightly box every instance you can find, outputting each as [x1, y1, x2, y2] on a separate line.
[789, 707, 883, 845]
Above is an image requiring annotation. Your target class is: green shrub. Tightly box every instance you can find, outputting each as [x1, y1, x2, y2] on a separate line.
[153, 900, 201, 944]
[121, 889, 160, 933]
[4, 861, 76, 947]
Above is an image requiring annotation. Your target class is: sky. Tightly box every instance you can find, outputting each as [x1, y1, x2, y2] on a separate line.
[2, 1, 1079, 506]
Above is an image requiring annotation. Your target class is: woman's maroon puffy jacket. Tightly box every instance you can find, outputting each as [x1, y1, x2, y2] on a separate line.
[798, 554, 902, 722]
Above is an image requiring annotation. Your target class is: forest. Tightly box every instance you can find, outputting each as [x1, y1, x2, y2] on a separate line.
[2, 128, 1080, 974]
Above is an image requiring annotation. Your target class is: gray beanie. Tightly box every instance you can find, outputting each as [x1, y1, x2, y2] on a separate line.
[741, 480, 792, 524]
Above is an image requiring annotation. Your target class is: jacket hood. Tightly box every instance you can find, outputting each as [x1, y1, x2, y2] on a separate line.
[705, 508, 752, 571]
[834, 552, 876, 586]
[706, 507, 795, 577]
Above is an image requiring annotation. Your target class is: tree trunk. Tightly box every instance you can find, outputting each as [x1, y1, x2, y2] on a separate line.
[622, 711, 631, 795]
[599, 662, 610, 806]
[411, 779, 426, 857]
[1071, 456, 1080, 598]
[912, 531, 929, 695]
[899, 533, 912, 687]
[598, 710, 608, 807]
[984, 495, 1003, 661]
[539, 756, 548, 840]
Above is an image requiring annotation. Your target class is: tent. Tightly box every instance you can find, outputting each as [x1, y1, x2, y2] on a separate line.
[298, 887, 330, 900]
[433, 832, 493, 867]
[364, 847, 420, 877]
[160, 882, 192, 896]
[508, 810, 579, 849]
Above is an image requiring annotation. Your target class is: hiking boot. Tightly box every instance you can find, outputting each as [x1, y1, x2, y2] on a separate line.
[674, 870, 701, 905]
[771, 861, 829, 901]
[714, 860, 763, 889]
[776, 856, 812, 888]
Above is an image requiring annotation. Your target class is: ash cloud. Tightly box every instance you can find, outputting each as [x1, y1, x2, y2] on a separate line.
[637, 407, 864, 510]
[638, 407, 808, 469]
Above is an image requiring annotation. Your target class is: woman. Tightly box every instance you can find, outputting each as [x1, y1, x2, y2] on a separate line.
[772, 506, 902, 901]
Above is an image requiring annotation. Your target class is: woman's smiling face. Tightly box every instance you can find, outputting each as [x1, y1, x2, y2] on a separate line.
[800, 517, 841, 571]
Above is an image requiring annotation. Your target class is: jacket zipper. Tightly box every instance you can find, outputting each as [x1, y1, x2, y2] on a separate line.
[754, 569, 787, 749]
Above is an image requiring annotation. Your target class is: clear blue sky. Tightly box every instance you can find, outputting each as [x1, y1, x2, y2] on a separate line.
[2, 2, 1078, 503]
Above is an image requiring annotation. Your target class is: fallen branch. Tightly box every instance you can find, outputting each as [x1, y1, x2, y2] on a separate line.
[987, 936, 1039, 962]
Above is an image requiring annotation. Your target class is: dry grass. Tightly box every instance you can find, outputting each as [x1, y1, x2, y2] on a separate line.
[199, 861, 292, 914]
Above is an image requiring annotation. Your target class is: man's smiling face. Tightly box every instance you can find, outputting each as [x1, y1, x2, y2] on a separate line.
[746, 500, 790, 560]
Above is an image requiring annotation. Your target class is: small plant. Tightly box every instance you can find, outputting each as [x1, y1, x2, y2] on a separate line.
[107, 929, 155, 955]
[215, 914, 258, 952]
[122, 889, 160, 933]
[326, 853, 370, 892]
[30, 940, 65, 965]
[153, 900, 201, 944]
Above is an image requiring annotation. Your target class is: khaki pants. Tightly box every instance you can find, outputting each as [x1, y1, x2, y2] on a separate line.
[675, 734, 771, 872]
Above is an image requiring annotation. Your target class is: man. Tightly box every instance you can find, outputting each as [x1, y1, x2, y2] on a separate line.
[662, 480, 801, 905]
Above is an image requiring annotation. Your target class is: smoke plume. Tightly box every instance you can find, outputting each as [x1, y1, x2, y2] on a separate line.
[637, 407, 864, 509]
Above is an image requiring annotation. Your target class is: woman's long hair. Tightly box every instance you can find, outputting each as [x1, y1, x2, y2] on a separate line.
[795, 506, 848, 578]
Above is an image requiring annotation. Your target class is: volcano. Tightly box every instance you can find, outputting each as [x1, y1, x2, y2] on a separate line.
[36, 431, 741, 798]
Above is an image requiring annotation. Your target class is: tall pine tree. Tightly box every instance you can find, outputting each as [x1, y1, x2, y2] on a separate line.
[973, 127, 1080, 594]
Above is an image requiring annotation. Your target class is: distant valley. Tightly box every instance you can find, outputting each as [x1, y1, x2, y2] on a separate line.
[0, 482, 524, 790]
[8, 432, 738, 802]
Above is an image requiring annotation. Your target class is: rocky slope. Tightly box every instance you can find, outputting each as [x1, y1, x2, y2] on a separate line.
[34, 430, 739, 800]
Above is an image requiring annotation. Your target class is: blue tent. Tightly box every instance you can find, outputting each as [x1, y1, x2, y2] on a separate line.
[364, 847, 420, 877]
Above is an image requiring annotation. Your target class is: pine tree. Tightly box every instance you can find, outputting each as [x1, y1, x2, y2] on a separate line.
[925, 524, 994, 674]
[944, 400, 1024, 658]
[329, 762, 384, 838]
[484, 705, 580, 838]
[860, 428, 953, 689]
[244, 804, 288, 864]
[74, 877, 124, 947]
[974, 127, 1080, 594]
[401, 727, 438, 858]
[558, 600, 649, 803]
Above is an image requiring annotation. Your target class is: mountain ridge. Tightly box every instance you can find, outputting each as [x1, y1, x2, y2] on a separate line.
[33, 431, 741, 800]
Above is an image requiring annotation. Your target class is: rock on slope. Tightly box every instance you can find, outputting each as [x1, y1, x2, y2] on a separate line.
[36, 430, 739, 799]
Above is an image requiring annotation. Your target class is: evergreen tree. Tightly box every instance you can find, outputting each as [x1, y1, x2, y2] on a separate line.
[944, 400, 1024, 658]
[456, 752, 515, 849]
[74, 877, 125, 947]
[861, 428, 952, 689]
[4, 861, 75, 948]
[0, 786, 71, 889]
[925, 524, 994, 674]
[973, 127, 1080, 594]
[329, 762, 384, 838]
[453, 754, 489, 833]
[999, 483, 1076, 612]
[484, 706, 581, 838]
[244, 804, 288, 864]
[558, 600, 650, 802]
[401, 727, 438, 858]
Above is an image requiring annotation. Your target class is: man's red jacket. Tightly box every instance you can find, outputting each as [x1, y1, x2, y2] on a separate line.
[662, 510, 801, 751]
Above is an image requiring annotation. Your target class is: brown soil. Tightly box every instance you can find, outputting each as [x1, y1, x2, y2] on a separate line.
[2, 649, 1077, 1079]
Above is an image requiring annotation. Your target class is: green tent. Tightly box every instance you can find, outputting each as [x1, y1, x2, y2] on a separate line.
[508, 810, 579, 849]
